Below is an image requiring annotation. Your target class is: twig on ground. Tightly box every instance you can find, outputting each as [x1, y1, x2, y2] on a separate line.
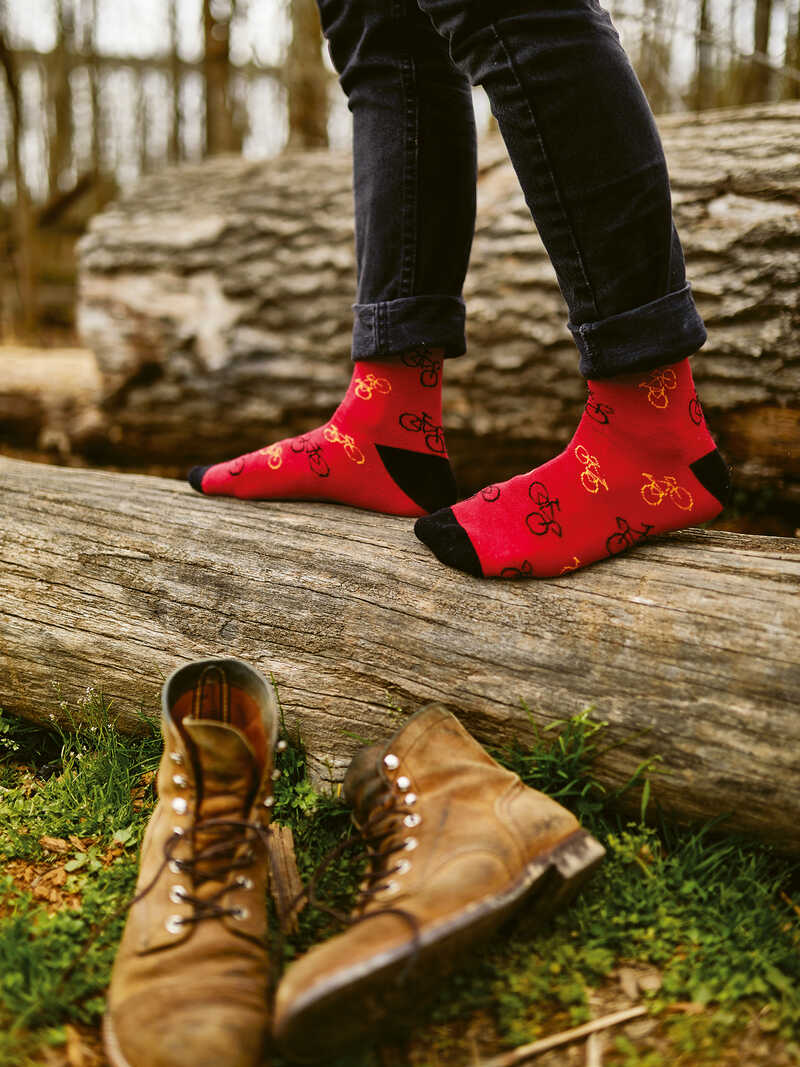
[475, 1006, 647, 1067]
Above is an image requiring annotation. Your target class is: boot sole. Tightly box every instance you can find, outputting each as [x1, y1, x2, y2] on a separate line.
[276, 827, 605, 1061]
[102, 1011, 134, 1067]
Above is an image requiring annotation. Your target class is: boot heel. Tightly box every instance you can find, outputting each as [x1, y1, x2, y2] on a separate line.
[542, 829, 605, 917]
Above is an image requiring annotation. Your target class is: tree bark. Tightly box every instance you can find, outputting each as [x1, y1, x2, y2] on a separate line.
[0, 456, 798, 850]
[73, 103, 800, 515]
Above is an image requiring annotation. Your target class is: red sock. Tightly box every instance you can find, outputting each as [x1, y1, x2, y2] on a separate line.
[415, 359, 729, 578]
[189, 351, 457, 517]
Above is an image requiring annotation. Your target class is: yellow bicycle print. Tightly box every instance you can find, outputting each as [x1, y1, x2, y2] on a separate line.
[575, 444, 609, 493]
[258, 443, 283, 470]
[354, 374, 392, 400]
[638, 368, 677, 408]
[323, 424, 366, 464]
[640, 472, 694, 510]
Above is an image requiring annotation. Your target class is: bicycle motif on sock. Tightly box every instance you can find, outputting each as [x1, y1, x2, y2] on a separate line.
[526, 481, 562, 537]
[584, 391, 615, 425]
[227, 457, 245, 476]
[257, 443, 283, 470]
[605, 516, 654, 556]
[575, 444, 609, 493]
[640, 472, 693, 510]
[398, 411, 447, 454]
[290, 435, 330, 477]
[559, 556, 582, 574]
[688, 391, 704, 426]
[354, 374, 392, 401]
[481, 485, 501, 502]
[322, 423, 366, 464]
[639, 368, 677, 409]
[402, 347, 442, 388]
[500, 560, 533, 579]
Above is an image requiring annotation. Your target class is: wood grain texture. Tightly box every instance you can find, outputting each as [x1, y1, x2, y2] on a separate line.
[73, 103, 800, 506]
[1, 457, 798, 848]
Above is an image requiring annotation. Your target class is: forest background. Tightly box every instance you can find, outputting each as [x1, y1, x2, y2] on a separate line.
[1, 0, 800, 340]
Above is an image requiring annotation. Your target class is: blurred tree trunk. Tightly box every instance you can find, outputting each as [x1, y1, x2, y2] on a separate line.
[48, 0, 74, 196]
[202, 0, 240, 154]
[785, 1, 800, 100]
[168, 0, 182, 162]
[745, 0, 774, 102]
[0, 16, 37, 335]
[286, 0, 329, 148]
[691, 0, 713, 110]
[636, 0, 673, 113]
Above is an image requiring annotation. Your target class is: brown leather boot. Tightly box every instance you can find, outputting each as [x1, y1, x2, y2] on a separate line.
[103, 659, 279, 1067]
[273, 705, 605, 1060]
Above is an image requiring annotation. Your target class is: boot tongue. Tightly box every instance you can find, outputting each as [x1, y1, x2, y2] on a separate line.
[184, 719, 259, 886]
[343, 745, 387, 821]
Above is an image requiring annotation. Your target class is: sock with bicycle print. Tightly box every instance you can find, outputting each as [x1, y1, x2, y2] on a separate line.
[415, 357, 730, 578]
[189, 349, 457, 517]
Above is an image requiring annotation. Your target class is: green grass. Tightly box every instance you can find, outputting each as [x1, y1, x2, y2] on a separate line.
[0, 693, 798, 1067]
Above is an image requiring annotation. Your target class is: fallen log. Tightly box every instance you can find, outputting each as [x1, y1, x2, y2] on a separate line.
[74, 102, 800, 511]
[1, 456, 798, 849]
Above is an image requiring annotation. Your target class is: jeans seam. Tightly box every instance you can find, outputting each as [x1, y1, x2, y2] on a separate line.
[396, 1, 419, 299]
[488, 20, 599, 323]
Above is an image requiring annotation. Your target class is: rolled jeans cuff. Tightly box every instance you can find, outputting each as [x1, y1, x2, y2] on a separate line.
[570, 283, 707, 379]
[351, 295, 467, 361]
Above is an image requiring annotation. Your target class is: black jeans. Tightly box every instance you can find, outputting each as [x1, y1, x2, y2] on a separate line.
[317, 0, 707, 379]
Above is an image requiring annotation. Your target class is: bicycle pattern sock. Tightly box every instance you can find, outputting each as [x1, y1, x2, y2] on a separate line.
[415, 358, 729, 579]
[189, 350, 457, 517]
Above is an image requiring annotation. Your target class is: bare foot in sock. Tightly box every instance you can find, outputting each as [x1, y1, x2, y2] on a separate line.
[415, 359, 729, 578]
[188, 351, 457, 517]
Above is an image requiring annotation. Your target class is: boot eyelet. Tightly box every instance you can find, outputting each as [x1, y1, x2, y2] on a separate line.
[276, 740, 288, 752]
[171, 797, 188, 815]
[383, 753, 400, 771]
[232, 907, 249, 921]
[165, 915, 184, 934]
[396, 775, 411, 791]
[404, 837, 418, 851]
[404, 793, 417, 806]
[403, 813, 421, 828]
[169, 885, 186, 904]
[169, 752, 184, 765]
[172, 773, 189, 789]
[382, 881, 399, 896]
[271, 769, 281, 781]
[169, 860, 182, 874]
[395, 859, 411, 876]
[263, 796, 274, 808]
[236, 876, 254, 890]
[172, 826, 185, 838]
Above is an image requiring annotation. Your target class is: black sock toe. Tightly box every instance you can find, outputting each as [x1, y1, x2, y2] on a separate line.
[188, 465, 211, 493]
[414, 508, 483, 578]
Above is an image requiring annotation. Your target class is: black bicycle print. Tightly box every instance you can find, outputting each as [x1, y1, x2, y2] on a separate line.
[525, 481, 563, 538]
[290, 435, 330, 477]
[500, 560, 533, 579]
[402, 346, 442, 388]
[688, 392, 703, 426]
[398, 411, 447, 454]
[605, 516, 654, 556]
[481, 485, 501, 502]
[584, 390, 615, 425]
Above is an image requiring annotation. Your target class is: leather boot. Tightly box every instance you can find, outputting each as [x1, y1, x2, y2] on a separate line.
[104, 658, 279, 1067]
[273, 705, 605, 1060]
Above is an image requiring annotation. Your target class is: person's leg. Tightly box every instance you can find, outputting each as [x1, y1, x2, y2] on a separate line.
[189, 0, 477, 516]
[414, 0, 729, 576]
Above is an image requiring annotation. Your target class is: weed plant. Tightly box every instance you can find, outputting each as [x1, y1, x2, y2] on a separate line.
[0, 694, 797, 1067]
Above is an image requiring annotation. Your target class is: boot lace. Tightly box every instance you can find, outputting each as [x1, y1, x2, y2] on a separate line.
[291, 776, 421, 972]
